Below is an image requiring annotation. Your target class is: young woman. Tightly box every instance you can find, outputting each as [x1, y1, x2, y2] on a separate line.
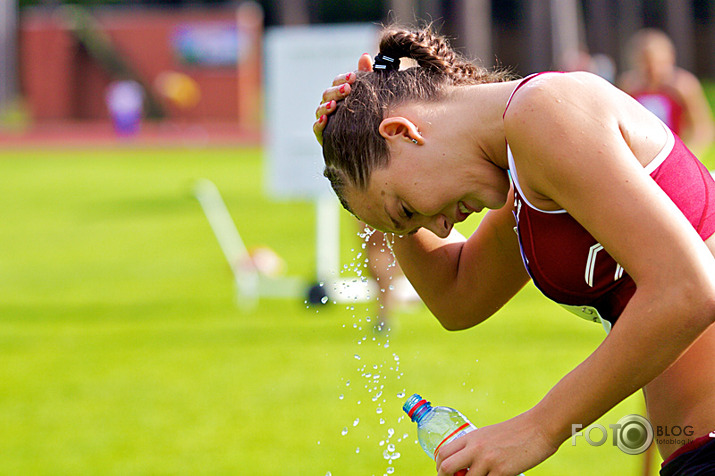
[618, 28, 714, 157]
[314, 26, 715, 476]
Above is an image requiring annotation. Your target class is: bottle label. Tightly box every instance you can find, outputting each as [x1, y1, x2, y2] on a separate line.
[433, 422, 476, 459]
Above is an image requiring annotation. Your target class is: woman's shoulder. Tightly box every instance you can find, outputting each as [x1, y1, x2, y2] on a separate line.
[511, 71, 609, 102]
[671, 67, 708, 98]
[503, 71, 616, 127]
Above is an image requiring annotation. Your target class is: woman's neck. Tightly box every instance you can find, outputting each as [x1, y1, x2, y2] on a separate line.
[445, 81, 520, 170]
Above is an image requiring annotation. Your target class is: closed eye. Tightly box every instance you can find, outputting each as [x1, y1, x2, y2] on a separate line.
[401, 204, 413, 220]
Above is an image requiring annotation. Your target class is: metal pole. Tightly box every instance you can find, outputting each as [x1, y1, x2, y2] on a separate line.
[528, 0, 552, 73]
[550, 0, 583, 68]
[389, 0, 417, 25]
[665, 0, 695, 71]
[276, 0, 309, 25]
[0, 0, 18, 112]
[458, 0, 492, 68]
[316, 194, 340, 286]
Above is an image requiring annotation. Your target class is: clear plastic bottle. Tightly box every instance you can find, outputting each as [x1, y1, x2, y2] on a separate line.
[403, 393, 525, 476]
[403, 393, 476, 476]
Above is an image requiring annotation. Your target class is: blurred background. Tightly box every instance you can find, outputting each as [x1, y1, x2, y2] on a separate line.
[2, 0, 714, 132]
[0, 1, 713, 475]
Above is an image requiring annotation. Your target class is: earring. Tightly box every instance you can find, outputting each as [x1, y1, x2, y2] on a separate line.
[411, 138, 418, 144]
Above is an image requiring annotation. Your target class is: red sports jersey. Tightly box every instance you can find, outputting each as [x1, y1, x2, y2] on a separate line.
[505, 74, 715, 330]
[631, 88, 684, 135]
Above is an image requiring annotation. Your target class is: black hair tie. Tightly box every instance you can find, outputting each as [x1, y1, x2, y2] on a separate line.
[373, 53, 400, 72]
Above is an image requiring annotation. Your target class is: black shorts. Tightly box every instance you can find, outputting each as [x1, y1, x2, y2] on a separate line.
[660, 437, 715, 476]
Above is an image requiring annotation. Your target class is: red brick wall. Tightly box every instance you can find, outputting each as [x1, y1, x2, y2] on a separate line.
[19, 7, 261, 123]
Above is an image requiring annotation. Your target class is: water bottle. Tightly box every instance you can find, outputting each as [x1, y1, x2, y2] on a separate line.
[403, 393, 525, 476]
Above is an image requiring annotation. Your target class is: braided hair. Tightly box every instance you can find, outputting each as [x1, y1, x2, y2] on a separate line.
[322, 25, 513, 214]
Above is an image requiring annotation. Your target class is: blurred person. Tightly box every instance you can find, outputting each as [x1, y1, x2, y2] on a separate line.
[105, 79, 144, 137]
[314, 25, 715, 476]
[618, 28, 714, 156]
[360, 223, 404, 332]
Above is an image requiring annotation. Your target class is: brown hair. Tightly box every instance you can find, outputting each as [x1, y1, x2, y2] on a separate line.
[321, 25, 513, 213]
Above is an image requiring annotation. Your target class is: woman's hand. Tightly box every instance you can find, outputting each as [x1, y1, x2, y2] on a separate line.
[313, 53, 373, 145]
[435, 411, 559, 476]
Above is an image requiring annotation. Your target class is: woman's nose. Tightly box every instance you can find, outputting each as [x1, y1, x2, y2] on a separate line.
[423, 215, 452, 238]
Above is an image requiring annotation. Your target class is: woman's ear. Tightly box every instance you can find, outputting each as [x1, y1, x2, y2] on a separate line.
[379, 117, 424, 145]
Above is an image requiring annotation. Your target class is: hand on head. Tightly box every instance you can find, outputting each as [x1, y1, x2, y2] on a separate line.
[313, 53, 373, 145]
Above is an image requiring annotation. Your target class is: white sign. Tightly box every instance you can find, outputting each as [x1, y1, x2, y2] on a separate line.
[264, 23, 379, 200]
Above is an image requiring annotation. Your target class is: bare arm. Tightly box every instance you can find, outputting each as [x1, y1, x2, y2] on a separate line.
[675, 69, 715, 156]
[392, 194, 530, 330]
[505, 73, 715, 444]
[435, 71, 715, 476]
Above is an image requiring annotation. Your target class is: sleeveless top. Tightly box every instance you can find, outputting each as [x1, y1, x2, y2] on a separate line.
[505, 73, 715, 332]
[630, 86, 684, 135]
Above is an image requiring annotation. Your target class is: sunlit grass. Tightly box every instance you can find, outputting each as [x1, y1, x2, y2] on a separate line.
[0, 142, 697, 475]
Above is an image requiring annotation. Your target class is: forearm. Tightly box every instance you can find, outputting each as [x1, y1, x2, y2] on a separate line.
[532, 288, 715, 446]
[391, 228, 468, 323]
[391, 207, 530, 330]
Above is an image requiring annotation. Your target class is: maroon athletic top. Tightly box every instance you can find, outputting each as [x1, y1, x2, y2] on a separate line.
[505, 73, 715, 330]
[630, 87, 684, 135]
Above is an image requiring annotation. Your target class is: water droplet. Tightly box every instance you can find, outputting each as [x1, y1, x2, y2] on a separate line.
[341, 427, 348, 436]
[376, 407, 383, 414]
[325, 472, 332, 476]
[387, 428, 395, 438]
[396, 391, 405, 398]
[388, 443, 396, 452]
[386, 467, 395, 474]
[320, 295, 329, 304]
[355, 447, 360, 453]
[354, 354, 361, 360]
[338, 394, 344, 400]
[353, 418, 360, 426]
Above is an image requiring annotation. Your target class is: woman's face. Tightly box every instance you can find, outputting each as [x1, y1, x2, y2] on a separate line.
[344, 136, 510, 238]
[637, 39, 675, 84]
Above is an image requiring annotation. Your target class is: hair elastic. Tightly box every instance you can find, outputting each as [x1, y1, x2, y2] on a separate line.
[373, 53, 400, 72]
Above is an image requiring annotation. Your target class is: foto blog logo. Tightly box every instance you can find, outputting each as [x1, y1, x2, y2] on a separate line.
[571, 414, 654, 455]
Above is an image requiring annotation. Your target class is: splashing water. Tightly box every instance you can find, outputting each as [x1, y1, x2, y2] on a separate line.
[327, 226, 409, 475]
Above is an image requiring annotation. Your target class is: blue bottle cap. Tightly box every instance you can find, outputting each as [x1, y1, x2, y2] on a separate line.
[403, 393, 430, 422]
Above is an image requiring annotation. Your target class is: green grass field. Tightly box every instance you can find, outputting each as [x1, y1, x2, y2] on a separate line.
[0, 141, 712, 475]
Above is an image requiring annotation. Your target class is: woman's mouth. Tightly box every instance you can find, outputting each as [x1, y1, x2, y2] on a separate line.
[457, 201, 472, 221]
